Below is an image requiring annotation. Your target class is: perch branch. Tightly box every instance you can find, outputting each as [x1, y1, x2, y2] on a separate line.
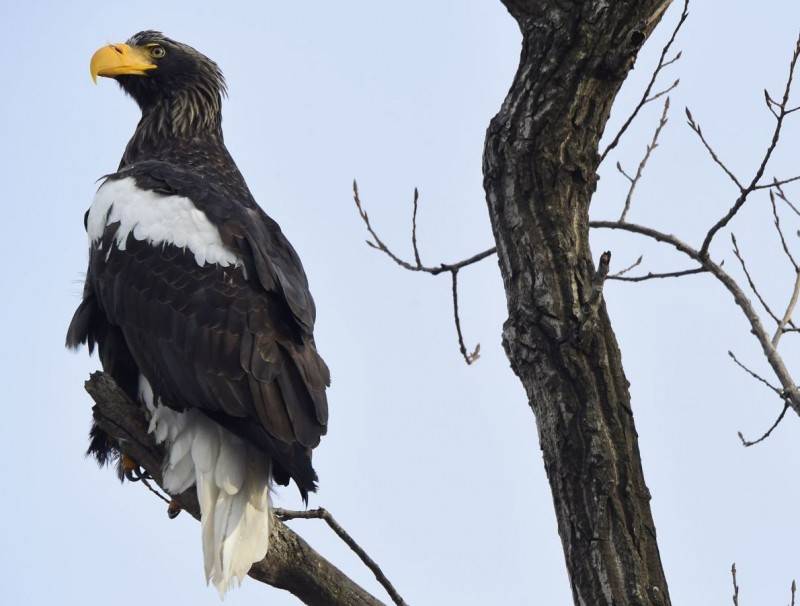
[84, 372, 389, 606]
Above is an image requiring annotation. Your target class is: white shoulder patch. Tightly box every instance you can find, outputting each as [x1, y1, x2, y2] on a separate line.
[87, 176, 241, 268]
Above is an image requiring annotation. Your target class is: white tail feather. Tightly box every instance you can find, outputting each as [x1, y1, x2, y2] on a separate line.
[138, 375, 271, 596]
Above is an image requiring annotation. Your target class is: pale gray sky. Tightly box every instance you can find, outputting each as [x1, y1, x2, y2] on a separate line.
[1, 1, 799, 604]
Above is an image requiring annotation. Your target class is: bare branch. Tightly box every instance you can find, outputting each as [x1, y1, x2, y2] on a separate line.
[774, 182, 800, 217]
[608, 266, 706, 282]
[731, 233, 783, 325]
[619, 98, 670, 221]
[590, 220, 800, 413]
[644, 78, 679, 104]
[353, 181, 496, 276]
[599, 0, 689, 162]
[275, 508, 408, 606]
[737, 403, 789, 447]
[609, 255, 643, 278]
[699, 33, 800, 257]
[770, 191, 799, 271]
[684, 107, 744, 191]
[352, 181, 495, 364]
[411, 187, 422, 267]
[732, 563, 740, 606]
[451, 269, 481, 364]
[752, 174, 800, 190]
[728, 351, 783, 395]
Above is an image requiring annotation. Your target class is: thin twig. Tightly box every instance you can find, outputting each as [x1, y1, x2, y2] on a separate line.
[353, 181, 496, 275]
[618, 98, 670, 221]
[728, 351, 783, 395]
[684, 107, 744, 190]
[770, 190, 800, 271]
[599, 0, 689, 163]
[609, 255, 643, 278]
[644, 78, 679, 104]
[608, 266, 706, 282]
[738, 402, 789, 447]
[451, 269, 480, 364]
[275, 507, 408, 606]
[791, 579, 797, 606]
[774, 182, 800, 217]
[731, 233, 783, 325]
[411, 188, 422, 267]
[752, 174, 800, 190]
[732, 563, 740, 606]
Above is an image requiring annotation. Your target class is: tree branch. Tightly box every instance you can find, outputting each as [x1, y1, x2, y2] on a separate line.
[590, 220, 800, 414]
[84, 372, 389, 606]
[737, 402, 789, 447]
[697, 33, 800, 257]
[617, 98, 670, 221]
[607, 266, 706, 282]
[352, 180, 494, 364]
[275, 508, 408, 606]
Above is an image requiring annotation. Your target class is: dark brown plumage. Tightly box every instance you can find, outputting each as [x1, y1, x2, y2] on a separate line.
[67, 31, 329, 501]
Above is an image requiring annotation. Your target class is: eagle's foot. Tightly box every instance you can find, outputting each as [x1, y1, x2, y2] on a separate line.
[167, 499, 182, 519]
[120, 453, 151, 482]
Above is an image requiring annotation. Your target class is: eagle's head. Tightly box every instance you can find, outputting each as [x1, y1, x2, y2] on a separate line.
[90, 31, 226, 136]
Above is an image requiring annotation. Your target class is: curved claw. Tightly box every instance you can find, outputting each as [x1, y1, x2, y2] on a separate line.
[167, 499, 182, 519]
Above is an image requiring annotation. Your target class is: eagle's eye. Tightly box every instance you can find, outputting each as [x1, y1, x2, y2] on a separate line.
[150, 45, 166, 59]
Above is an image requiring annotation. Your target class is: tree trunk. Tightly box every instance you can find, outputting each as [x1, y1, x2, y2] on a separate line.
[482, 1, 674, 604]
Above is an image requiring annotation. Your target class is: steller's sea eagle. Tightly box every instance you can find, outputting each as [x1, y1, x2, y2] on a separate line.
[66, 31, 329, 595]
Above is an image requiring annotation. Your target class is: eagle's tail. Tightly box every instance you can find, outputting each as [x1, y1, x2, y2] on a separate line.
[139, 376, 271, 597]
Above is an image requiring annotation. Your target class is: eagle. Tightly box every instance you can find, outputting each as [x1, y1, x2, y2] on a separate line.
[66, 31, 330, 594]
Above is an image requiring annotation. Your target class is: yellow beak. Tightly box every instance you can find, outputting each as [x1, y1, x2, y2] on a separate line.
[90, 43, 156, 83]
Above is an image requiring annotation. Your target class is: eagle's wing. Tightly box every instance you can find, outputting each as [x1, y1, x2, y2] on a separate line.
[68, 161, 329, 498]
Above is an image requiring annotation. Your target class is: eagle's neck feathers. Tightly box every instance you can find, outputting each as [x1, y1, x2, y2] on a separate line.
[122, 88, 224, 167]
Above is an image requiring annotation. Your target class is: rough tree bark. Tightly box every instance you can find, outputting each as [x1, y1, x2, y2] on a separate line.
[482, 1, 674, 604]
